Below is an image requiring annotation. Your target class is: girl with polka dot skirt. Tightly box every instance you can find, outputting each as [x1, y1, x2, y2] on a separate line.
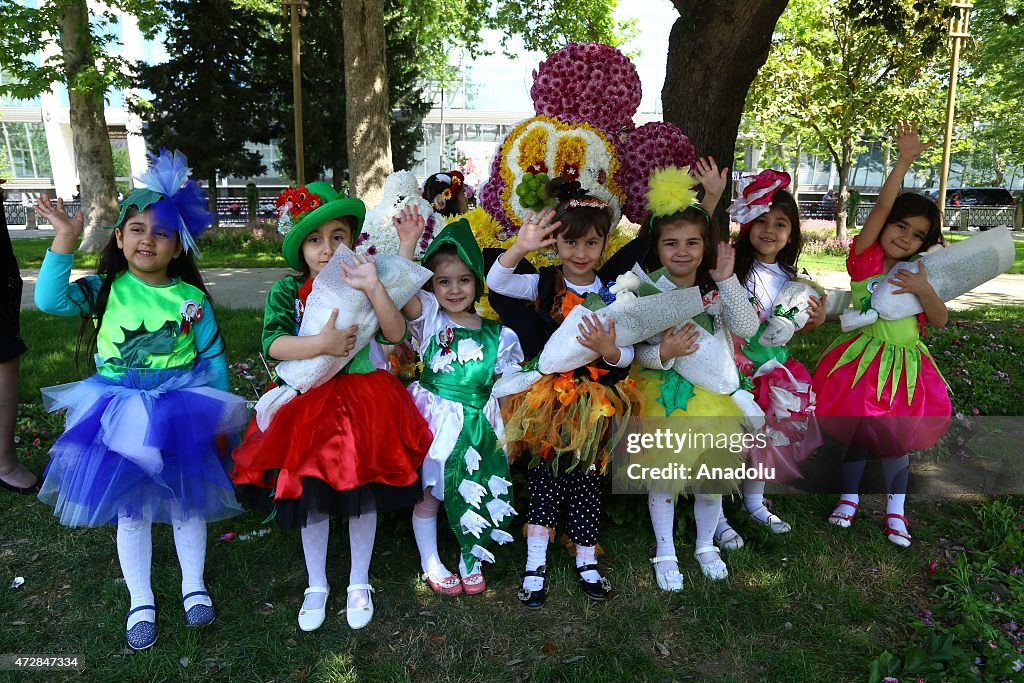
[485, 177, 650, 608]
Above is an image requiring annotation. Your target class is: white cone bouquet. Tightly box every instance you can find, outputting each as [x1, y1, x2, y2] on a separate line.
[255, 244, 431, 429]
[491, 274, 704, 399]
[841, 227, 1015, 331]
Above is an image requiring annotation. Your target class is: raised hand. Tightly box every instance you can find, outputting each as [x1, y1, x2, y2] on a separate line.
[340, 251, 381, 292]
[661, 322, 700, 360]
[894, 120, 935, 162]
[393, 205, 425, 245]
[889, 261, 935, 296]
[317, 310, 358, 357]
[709, 241, 735, 282]
[577, 314, 618, 361]
[692, 156, 729, 203]
[34, 195, 84, 253]
[514, 208, 560, 254]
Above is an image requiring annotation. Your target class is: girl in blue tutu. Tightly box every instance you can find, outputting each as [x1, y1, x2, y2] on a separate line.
[32, 150, 247, 651]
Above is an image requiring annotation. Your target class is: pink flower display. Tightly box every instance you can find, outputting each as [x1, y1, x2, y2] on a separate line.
[620, 122, 697, 223]
[530, 43, 642, 134]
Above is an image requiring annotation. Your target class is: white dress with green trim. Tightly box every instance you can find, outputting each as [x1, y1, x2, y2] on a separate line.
[407, 291, 524, 567]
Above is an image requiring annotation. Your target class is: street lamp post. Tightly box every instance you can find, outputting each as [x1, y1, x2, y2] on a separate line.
[938, 1, 973, 224]
[283, 0, 308, 186]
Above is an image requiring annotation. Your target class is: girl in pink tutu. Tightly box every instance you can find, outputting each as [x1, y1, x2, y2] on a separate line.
[722, 170, 825, 544]
[812, 121, 950, 547]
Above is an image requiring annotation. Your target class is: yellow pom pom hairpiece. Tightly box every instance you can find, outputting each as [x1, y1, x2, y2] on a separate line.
[646, 166, 700, 218]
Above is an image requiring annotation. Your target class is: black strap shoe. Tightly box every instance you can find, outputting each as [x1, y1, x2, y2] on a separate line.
[576, 563, 612, 600]
[517, 566, 547, 609]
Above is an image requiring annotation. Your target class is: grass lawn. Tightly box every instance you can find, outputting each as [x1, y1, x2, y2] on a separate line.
[13, 237, 287, 270]
[4, 307, 1023, 681]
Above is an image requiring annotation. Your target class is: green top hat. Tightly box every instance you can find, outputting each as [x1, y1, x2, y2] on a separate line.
[421, 218, 484, 288]
[278, 181, 366, 271]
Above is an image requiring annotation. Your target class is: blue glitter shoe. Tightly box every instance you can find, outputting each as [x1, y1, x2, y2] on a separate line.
[183, 591, 216, 627]
[125, 605, 157, 650]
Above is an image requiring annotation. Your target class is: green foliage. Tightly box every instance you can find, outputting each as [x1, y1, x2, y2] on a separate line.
[0, 0, 164, 101]
[264, 0, 430, 184]
[868, 498, 1024, 682]
[743, 0, 949, 232]
[131, 0, 283, 185]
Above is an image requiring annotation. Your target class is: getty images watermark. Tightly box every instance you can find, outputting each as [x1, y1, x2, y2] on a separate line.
[616, 426, 773, 491]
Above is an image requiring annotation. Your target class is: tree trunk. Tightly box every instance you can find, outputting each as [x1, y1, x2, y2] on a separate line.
[663, 0, 789, 237]
[992, 142, 1003, 187]
[208, 174, 219, 228]
[59, 0, 119, 253]
[835, 137, 853, 240]
[791, 135, 802, 203]
[343, 0, 393, 206]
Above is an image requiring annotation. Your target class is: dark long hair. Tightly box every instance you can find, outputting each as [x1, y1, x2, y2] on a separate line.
[887, 193, 944, 252]
[645, 207, 718, 294]
[545, 176, 612, 240]
[75, 210, 211, 367]
[734, 188, 803, 285]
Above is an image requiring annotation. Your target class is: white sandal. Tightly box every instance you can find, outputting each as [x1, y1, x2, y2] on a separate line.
[297, 585, 330, 632]
[649, 555, 684, 592]
[749, 505, 792, 534]
[345, 584, 375, 630]
[694, 546, 729, 581]
[713, 523, 745, 551]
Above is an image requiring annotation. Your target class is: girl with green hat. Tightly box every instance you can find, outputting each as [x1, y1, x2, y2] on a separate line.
[232, 183, 431, 631]
[394, 206, 524, 596]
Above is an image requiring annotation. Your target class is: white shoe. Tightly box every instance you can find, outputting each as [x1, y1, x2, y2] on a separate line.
[713, 523, 745, 551]
[346, 584, 375, 630]
[749, 505, 792, 534]
[297, 585, 330, 632]
[694, 546, 729, 581]
[649, 555, 684, 592]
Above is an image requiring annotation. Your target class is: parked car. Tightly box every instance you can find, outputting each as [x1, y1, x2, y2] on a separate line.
[920, 187, 1016, 230]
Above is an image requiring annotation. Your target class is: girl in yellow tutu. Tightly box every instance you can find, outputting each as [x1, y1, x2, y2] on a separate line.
[630, 161, 761, 588]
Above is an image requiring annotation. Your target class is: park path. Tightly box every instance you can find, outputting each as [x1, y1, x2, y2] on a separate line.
[17, 265, 1024, 311]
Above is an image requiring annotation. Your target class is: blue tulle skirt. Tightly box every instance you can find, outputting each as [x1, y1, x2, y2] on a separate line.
[37, 364, 247, 527]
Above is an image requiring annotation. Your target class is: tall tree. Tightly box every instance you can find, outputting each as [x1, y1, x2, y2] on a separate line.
[263, 0, 430, 187]
[662, 1, 790, 236]
[742, 0, 949, 237]
[343, 0, 393, 206]
[0, 0, 163, 251]
[131, 0, 283, 218]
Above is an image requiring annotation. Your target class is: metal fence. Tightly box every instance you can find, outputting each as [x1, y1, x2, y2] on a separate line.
[4, 199, 278, 228]
[4, 201, 82, 227]
[796, 201, 1018, 230]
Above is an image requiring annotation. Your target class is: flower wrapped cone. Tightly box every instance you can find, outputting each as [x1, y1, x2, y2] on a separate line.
[254, 245, 432, 429]
[632, 265, 744, 397]
[491, 284, 705, 399]
[841, 227, 1014, 331]
[759, 279, 824, 347]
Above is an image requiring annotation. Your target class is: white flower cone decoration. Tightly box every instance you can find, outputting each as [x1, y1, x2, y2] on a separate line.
[470, 545, 496, 564]
[485, 498, 517, 526]
[487, 475, 513, 498]
[459, 509, 491, 539]
[361, 170, 446, 256]
[458, 479, 488, 509]
[464, 447, 482, 474]
[490, 529, 514, 544]
[254, 244, 431, 430]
